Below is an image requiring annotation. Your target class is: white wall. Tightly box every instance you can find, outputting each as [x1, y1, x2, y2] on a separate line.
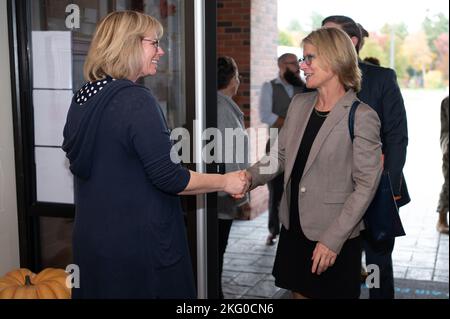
[0, 0, 20, 276]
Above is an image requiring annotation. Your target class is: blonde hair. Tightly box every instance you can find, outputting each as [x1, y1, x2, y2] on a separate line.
[302, 28, 361, 92]
[84, 11, 163, 81]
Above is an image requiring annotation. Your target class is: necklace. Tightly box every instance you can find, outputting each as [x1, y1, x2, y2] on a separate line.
[314, 107, 330, 118]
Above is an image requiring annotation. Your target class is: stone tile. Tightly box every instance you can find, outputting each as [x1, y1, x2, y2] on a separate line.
[245, 280, 280, 298]
[392, 251, 413, 262]
[222, 270, 240, 279]
[435, 258, 449, 270]
[224, 293, 240, 299]
[405, 267, 434, 281]
[223, 178, 449, 299]
[222, 282, 250, 297]
[255, 256, 275, 268]
[227, 258, 256, 267]
[225, 252, 263, 260]
[264, 273, 276, 283]
[410, 246, 437, 254]
[394, 259, 416, 268]
[223, 263, 272, 274]
[433, 276, 449, 283]
[410, 253, 437, 268]
[416, 239, 440, 249]
[437, 247, 449, 256]
[393, 266, 408, 279]
[433, 269, 449, 278]
[239, 295, 266, 299]
[409, 259, 436, 268]
[230, 272, 265, 287]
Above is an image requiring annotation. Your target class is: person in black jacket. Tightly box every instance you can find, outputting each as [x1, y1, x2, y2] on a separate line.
[322, 15, 410, 299]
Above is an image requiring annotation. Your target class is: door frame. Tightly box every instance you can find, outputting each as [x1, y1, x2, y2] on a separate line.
[7, 0, 219, 299]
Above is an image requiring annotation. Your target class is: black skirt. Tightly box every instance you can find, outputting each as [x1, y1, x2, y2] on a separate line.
[272, 224, 362, 299]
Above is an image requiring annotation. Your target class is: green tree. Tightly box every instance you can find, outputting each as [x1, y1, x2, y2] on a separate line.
[287, 20, 303, 32]
[360, 37, 389, 66]
[401, 31, 434, 87]
[381, 23, 409, 40]
[279, 30, 295, 46]
[379, 24, 409, 80]
[310, 12, 324, 30]
[434, 33, 449, 82]
[422, 13, 449, 54]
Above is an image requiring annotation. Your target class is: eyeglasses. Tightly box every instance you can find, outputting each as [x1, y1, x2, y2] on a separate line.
[299, 54, 316, 65]
[142, 38, 160, 49]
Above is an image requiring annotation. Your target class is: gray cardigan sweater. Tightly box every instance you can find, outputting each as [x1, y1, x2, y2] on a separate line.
[217, 92, 249, 219]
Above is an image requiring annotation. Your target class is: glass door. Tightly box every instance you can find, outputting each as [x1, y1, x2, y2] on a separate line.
[9, 0, 220, 298]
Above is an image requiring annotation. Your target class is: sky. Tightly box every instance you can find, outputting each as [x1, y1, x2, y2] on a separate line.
[278, 0, 449, 33]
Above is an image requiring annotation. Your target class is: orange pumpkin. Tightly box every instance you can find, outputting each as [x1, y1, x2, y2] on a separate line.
[0, 268, 71, 299]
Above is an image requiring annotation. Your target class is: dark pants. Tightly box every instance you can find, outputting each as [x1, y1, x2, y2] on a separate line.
[267, 173, 284, 236]
[363, 234, 395, 299]
[218, 219, 233, 299]
[437, 149, 449, 213]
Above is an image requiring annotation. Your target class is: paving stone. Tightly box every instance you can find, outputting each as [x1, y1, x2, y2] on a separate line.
[432, 276, 449, 283]
[223, 263, 272, 274]
[255, 256, 276, 268]
[433, 269, 449, 278]
[222, 183, 449, 299]
[222, 282, 250, 296]
[393, 266, 408, 279]
[245, 280, 280, 298]
[227, 258, 256, 267]
[435, 258, 450, 270]
[230, 272, 265, 287]
[406, 268, 434, 281]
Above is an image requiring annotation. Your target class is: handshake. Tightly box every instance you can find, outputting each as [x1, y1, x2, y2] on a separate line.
[223, 170, 252, 199]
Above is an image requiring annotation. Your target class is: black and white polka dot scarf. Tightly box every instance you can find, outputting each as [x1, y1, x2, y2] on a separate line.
[75, 76, 116, 105]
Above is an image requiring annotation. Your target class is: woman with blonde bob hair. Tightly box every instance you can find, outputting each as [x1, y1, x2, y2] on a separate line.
[63, 11, 248, 299]
[244, 27, 382, 298]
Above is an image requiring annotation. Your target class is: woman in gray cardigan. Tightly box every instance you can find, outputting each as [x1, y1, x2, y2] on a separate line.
[217, 56, 250, 298]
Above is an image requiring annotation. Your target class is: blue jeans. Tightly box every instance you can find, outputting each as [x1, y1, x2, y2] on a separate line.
[363, 234, 395, 299]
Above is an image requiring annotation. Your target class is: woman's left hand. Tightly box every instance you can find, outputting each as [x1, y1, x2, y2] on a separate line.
[311, 242, 337, 275]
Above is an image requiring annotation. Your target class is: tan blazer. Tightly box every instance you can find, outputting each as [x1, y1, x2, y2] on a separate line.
[248, 90, 382, 254]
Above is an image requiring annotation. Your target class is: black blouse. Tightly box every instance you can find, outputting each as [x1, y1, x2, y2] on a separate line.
[290, 108, 329, 231]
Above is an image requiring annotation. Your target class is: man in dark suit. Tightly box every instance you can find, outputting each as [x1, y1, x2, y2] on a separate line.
[322, 15, 410, 299]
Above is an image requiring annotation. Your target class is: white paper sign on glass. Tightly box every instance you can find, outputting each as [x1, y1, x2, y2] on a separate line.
[35, 147, 74, 204]
[33, 90, 72, 147]
[32, 31, 72, 89]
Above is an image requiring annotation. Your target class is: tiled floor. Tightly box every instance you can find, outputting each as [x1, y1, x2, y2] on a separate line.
[222, 210, 449, 299]
[222, 89, 449, 299]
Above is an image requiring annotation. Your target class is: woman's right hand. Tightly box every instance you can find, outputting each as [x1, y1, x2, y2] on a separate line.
[223, 170, 250, 198]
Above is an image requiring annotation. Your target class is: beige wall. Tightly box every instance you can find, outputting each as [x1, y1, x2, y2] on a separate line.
[0, 0, 20, 276]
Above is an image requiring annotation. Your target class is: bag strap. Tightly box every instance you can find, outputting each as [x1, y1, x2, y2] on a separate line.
[348, 100, 361, 142]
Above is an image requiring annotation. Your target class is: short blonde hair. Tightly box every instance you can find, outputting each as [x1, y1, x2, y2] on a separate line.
[302, 28, 361, 92]
[84, 11, 163, 81]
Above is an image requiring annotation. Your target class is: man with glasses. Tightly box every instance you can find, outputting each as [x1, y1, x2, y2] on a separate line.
[259, 53, 306, 246]
[322, 15, 410, 299]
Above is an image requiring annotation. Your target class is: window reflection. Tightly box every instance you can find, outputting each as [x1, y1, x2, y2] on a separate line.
[31, 0, 186, 128]
[30, 0, 187, 268]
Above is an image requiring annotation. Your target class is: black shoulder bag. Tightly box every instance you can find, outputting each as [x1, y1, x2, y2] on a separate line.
[349, 101, 406, 243]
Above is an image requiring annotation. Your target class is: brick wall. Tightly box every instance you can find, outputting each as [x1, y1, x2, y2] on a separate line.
[217, 0, 278, 220]
[217, 0, 251, 123]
